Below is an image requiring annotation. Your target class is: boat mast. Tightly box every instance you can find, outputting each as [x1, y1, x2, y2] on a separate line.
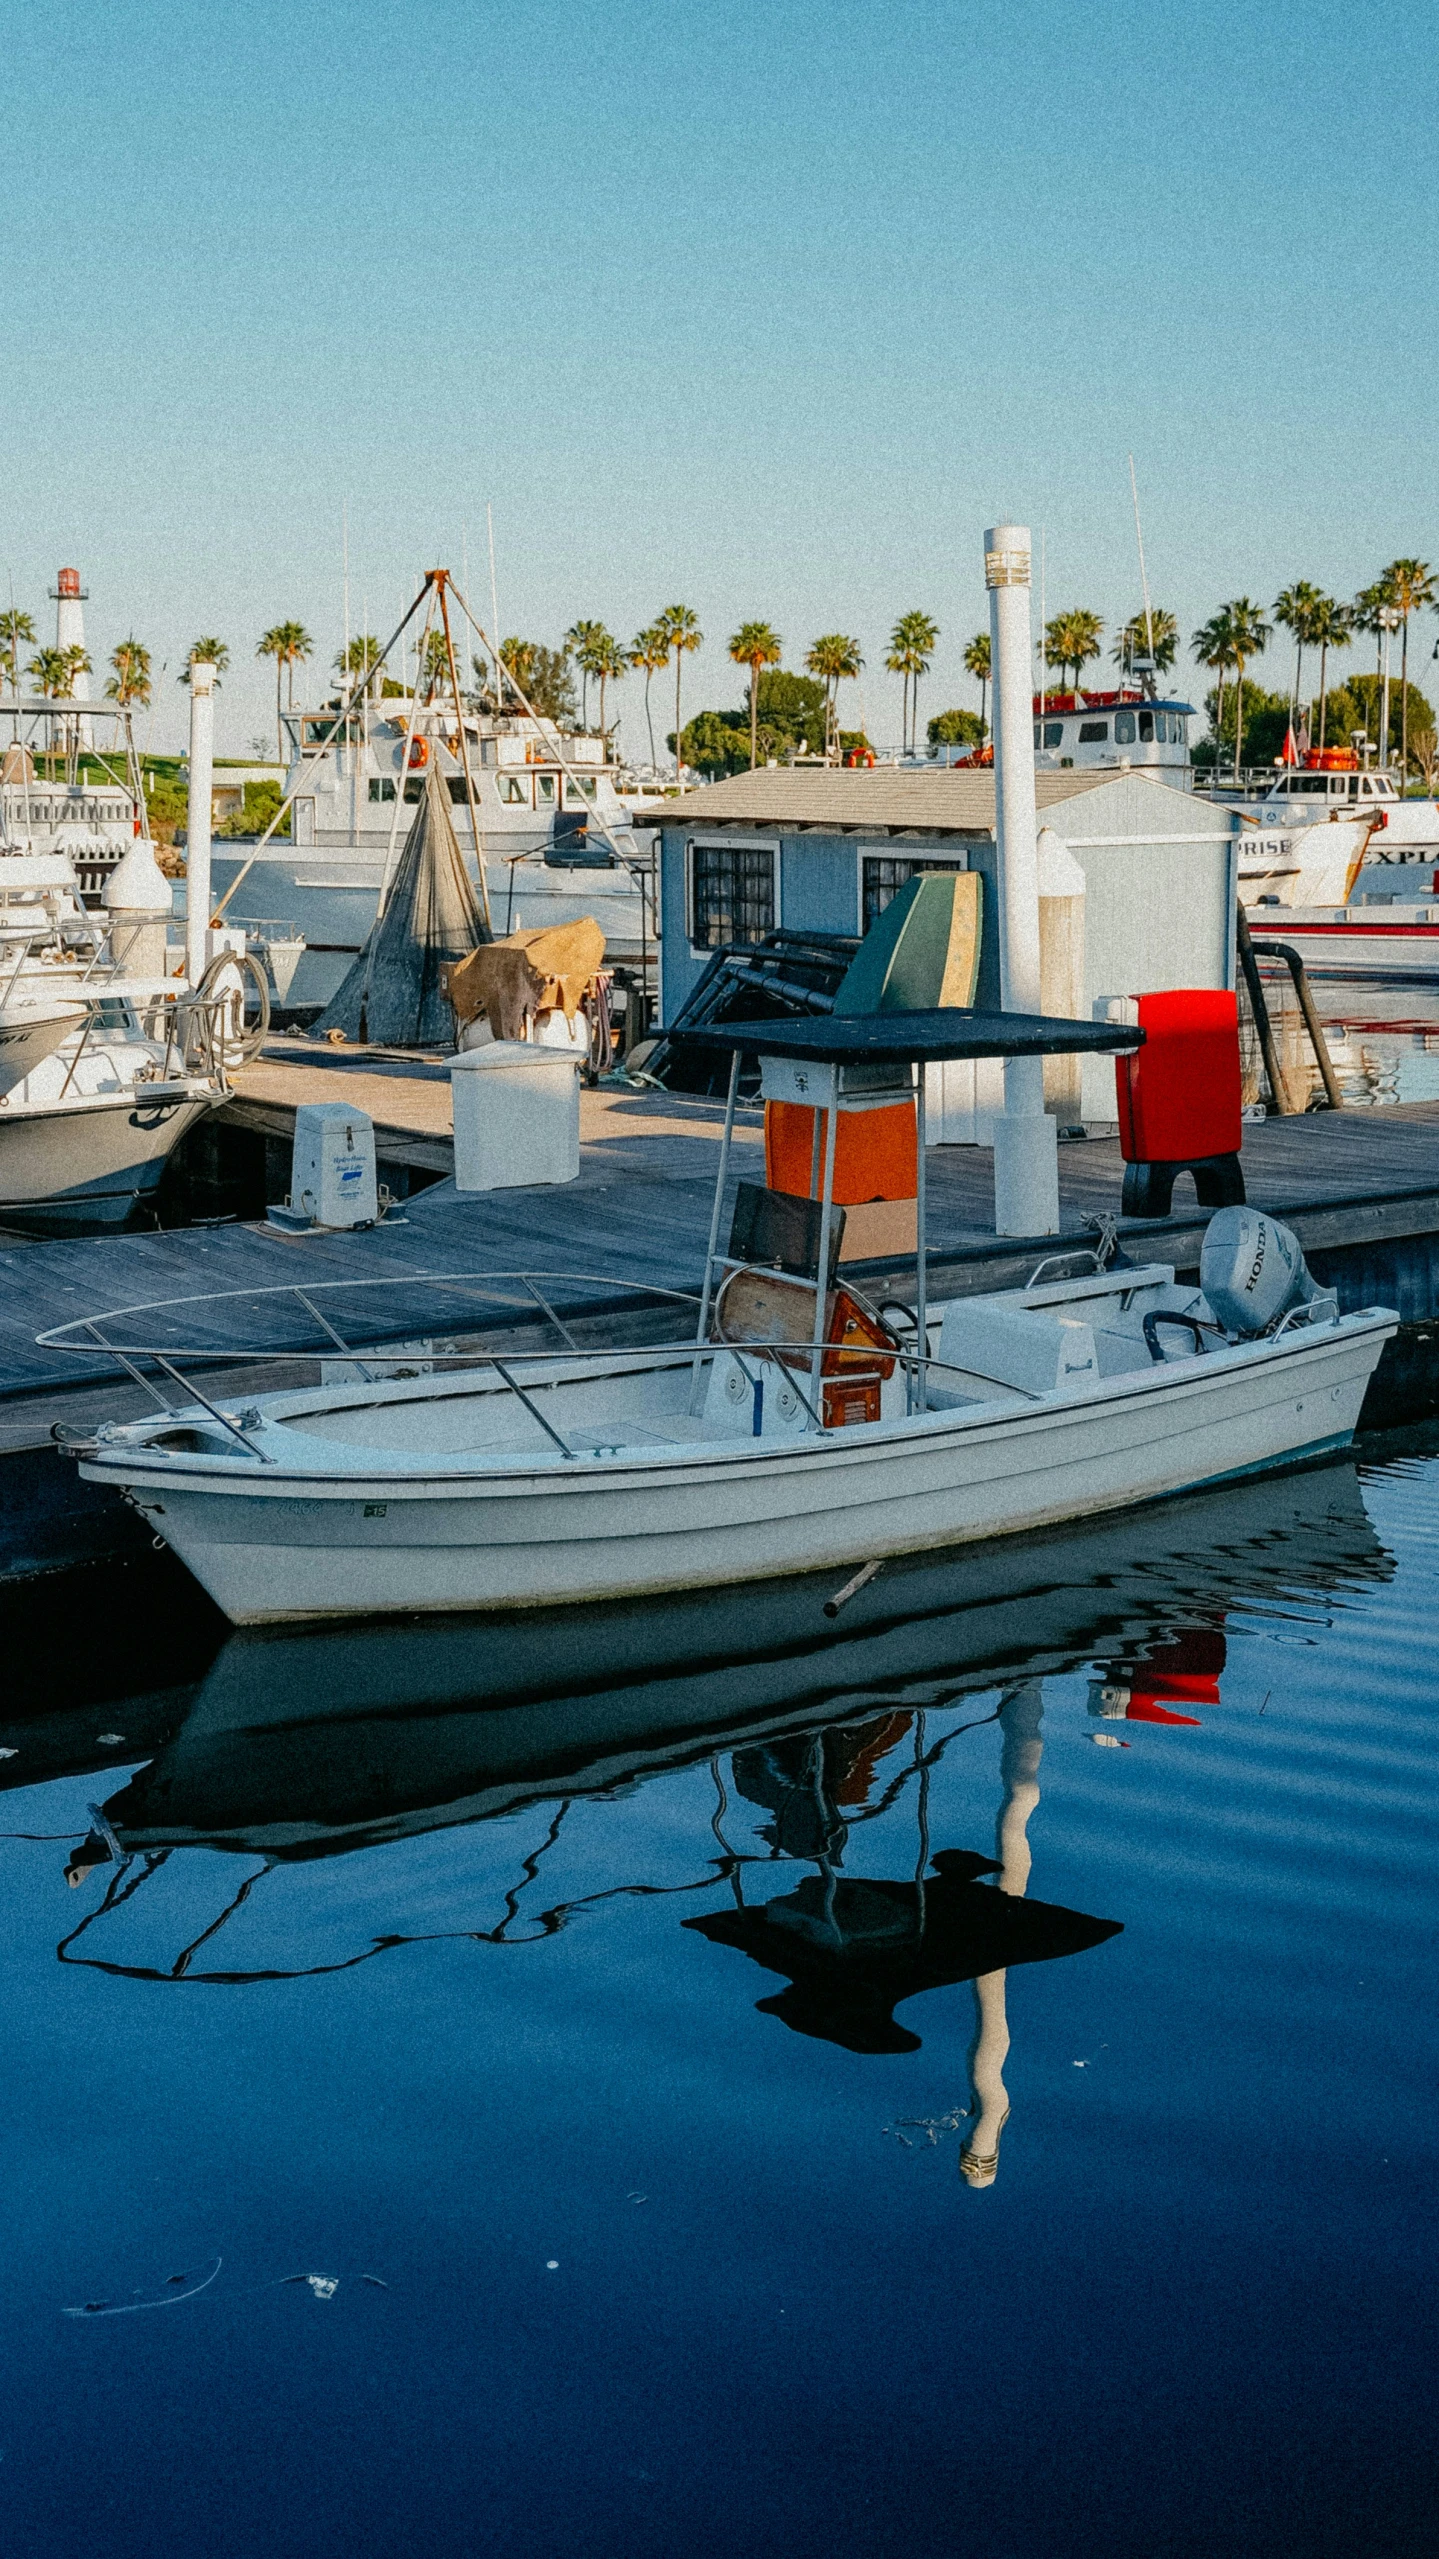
[1128, 453, 1156, 690]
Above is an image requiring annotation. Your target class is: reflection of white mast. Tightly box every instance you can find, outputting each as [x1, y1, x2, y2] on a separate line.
[961, 1682, 1044, 2189]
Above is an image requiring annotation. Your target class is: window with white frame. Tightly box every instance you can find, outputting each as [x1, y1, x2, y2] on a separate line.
[689, 840, 775, 948]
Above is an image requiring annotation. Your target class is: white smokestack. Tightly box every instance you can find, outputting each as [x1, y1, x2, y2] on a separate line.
[985, 523, 1059, 1236]
[185, 659, 216, 989]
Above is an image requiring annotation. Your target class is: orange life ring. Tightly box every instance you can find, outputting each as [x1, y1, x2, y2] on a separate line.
[407, 734, 430, 770]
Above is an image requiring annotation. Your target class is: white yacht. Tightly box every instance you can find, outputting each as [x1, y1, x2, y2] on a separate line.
[0, 842, 222, 1233]
[207, 694, 650, 1015]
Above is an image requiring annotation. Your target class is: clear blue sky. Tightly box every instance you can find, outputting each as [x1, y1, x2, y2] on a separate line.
[4, 0, 1435, 754]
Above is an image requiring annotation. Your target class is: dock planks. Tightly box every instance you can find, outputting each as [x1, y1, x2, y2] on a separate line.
[3, 1074, 1439, 1423]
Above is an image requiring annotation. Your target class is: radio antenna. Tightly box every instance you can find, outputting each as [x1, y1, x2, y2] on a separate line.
[1128, 453, 1155, 671]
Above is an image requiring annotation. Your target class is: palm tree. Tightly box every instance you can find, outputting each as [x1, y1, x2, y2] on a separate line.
[630, 623, 671, 770]
[657, 605, 703, 783]
[727, 620, 783, 770]
[1191, 609, 1237, 751]
[1353, 578, 1399, 762]
[963, 631, 991, 733]
[1217, 598, 1271, 781]
[335, 633, 381, 690]
[564, 619, 605, 728]
[1273, 583, 1326, 740]
[258, 621, 313, 755]
[106, 637, 153, 709]
[0, 606, 35, 694]
[179, 637, 230, 687]
[26, 646, 72, 697]
[1111, 609, 1178, 675]
[1044, 609, 1104, 695]
[805, 633, 863, 761]
[28, 644, 83, 770]
[1308, 597, 1352, 749]
[60, 643, 91, 694]
[1378, 558, 1436, 784]
[591, 631, 627, 748]
[418, 629, 454, 700]
[885, 611, 939, 751]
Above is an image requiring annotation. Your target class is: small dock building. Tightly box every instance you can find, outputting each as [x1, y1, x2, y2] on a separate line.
[642, 767, 1241, 1124]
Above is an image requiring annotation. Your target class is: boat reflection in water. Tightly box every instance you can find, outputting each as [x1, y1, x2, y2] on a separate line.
[33, 1460, 1390, 2148]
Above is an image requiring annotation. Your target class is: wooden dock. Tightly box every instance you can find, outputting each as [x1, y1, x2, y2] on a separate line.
[4, 1049, 1439, 1579]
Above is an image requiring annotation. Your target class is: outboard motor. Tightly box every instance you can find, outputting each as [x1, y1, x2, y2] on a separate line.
[1200, 1206, 1319, 1337]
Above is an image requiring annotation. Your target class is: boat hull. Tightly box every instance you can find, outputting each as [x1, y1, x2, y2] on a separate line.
[83, 1315, 1394, 1625]
[0, 1090, 214, 1234]
[1252, 912, 1439, 981]
[0, 1004, 89, 1097]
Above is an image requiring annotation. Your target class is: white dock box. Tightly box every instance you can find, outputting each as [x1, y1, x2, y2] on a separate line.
[450, 1040, 581, 1192]
[290, 1102, 378, 1228]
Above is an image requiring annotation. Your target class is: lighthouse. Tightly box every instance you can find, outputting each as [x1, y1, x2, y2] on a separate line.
[50, 567, 93, 746]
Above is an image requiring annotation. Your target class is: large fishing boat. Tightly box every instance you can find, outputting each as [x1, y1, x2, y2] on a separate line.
[207, 692, 650, 1015]
[1030, 685, 1196, 777]
[1231, 749, 1439, 979]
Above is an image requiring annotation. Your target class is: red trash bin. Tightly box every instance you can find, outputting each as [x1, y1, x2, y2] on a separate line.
[1115, 989, 1245, 1218]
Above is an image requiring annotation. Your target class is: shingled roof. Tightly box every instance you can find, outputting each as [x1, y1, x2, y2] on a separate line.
[631, 764, 1143, 835]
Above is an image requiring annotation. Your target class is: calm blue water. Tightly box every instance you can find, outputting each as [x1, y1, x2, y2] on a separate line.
[1, 1452, 1436, 2558]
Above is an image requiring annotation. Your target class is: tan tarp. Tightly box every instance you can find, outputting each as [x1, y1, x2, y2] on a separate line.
[442, 919, 606, 1043]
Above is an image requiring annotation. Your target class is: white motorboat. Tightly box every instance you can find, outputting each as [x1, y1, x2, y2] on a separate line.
[57, 1008, 1396, 1626]
[0, 843, 228, 1233]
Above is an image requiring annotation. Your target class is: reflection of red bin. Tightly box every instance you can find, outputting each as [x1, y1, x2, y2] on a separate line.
[1115, 990, 1245, 1217]
[765, 1100, 916, 1204]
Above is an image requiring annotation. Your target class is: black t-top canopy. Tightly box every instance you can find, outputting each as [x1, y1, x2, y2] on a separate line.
[683, 1007, 1143, 1066]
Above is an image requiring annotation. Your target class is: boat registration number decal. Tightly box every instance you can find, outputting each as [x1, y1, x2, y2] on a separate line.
[364, 1503, 387, 1518]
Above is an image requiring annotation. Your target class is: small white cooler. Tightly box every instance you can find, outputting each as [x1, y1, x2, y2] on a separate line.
[450, 1040, 582, 1192]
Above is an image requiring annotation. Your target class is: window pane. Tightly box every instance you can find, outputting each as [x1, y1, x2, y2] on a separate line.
[404, 777, 423, 803]
[565, 774, 597, 805]
[500, 776, 530, 804]
[1115, 711, 1136, 744]
[1043, 721, 1063, 747]
[535, 773, 557, 804]
[860, 854, 963, 935]
[691, 843, 775, 948]
[1078, 720, 1108, 743]
[367, 777, 396, 802]
[1138, 710, 1155, 742]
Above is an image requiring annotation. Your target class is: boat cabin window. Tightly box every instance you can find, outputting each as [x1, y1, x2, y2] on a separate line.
[564, 774, 597, 806]
[368, 777, 397, 803]
[1115, 711, 1136, 744]
[861, 854, 964, 935]
[1078, 720, 1108, 743]
[690, 841, 775, 948]
[499, 775, 530, 805]
[446, 777, 475, 805]
[404, 777, 423, 802]
[536, 773, 557, 806]
[1043, 720, 1063, 748]
[1140, 709, 1156, 741]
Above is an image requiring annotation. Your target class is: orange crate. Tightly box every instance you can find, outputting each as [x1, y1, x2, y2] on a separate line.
[765, 1099, 916, 1205]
